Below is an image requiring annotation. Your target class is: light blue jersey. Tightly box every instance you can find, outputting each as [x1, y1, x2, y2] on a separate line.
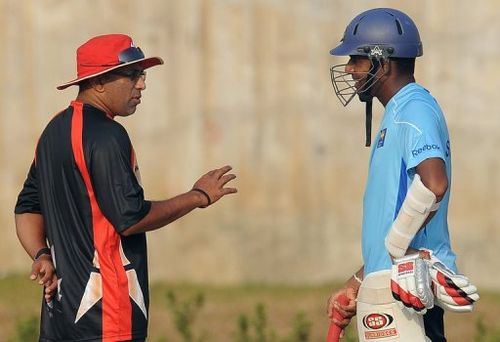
[362, 83, 457, 276]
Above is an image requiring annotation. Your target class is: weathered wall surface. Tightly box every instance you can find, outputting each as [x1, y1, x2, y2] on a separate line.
[1, 0, 499, 289]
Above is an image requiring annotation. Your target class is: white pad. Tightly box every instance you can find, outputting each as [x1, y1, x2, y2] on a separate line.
[356, 271, 430, 342]
[385, 174, 437, 258]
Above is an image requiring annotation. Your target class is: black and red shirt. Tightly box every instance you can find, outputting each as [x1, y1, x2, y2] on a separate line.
[15, 101, 151, 341]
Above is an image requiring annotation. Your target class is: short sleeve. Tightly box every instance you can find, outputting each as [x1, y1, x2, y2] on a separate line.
[402, 101, 447, 172]
[15, 160, 41, 214]
[88, 126, 151, 233]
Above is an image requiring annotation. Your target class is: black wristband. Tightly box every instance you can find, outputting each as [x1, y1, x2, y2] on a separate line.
[34, 247, 51, 260]
[191, 188, 211, 208]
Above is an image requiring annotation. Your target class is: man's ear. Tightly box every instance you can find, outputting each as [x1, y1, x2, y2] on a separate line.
[381, 58, 392, 73]
[89, 76, 107, 93]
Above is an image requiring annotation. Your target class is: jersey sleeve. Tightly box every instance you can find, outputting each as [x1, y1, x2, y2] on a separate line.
[89, 125, 151, 233]
[15, 160, 41, 214]
[402, 101, 447, 172]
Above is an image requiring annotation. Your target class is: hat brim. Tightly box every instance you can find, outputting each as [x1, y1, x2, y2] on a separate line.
[56, 56, 164, 90]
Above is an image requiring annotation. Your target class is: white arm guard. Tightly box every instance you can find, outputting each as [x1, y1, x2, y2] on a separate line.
[385, 174, 438, 258]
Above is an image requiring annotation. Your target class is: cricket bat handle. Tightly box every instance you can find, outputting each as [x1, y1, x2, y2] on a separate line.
[326, 294, 350, 342]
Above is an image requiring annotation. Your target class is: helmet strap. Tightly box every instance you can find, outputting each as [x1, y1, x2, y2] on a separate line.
[358, 58, 381, 147]
[364, 100, 373, 147]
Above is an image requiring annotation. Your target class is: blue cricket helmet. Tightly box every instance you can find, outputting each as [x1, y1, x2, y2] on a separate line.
[330, 8, 423, 59]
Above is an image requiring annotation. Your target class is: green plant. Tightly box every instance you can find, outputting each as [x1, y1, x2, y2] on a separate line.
[341, 326, 358, 342]
[236, 314, 251, 342]
[286, 311, 311, 342]
[474, 316, 500, 342]
[165, 290, 207, 342]
[236, 304, 313, 342]
[235, 303, 276, 342]
[253, 303, 269, 341]
[9, 315, 38, 342]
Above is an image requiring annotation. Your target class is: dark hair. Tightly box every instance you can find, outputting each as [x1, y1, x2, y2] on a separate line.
[78, 79, 93, 91]
[78, 74, 113, 91]
[391, 57, 416, 75]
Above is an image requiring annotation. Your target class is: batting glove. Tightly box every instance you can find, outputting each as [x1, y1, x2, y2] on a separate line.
[424, 251, 479, 313]
[390, 253, 434, 315]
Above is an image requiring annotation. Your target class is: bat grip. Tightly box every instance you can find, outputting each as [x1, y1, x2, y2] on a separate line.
[326, 294, 350, 342]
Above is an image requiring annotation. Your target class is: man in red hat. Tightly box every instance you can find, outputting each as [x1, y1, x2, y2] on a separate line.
[14, 34, 237, 341]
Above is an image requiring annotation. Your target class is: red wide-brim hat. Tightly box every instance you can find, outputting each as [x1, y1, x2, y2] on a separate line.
[57, 34, 163, 90]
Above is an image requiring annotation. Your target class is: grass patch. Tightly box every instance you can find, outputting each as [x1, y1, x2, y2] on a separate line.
[1, 274, 498, 341]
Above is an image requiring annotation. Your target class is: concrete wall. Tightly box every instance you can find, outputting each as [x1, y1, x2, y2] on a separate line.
[1, 0, 499, 289]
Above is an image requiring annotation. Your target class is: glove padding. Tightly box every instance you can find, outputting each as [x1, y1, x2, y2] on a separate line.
[426, 256, 480, 313]
[391, 253, 434, 315]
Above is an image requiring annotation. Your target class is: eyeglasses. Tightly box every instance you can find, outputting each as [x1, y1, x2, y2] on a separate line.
[110, 69, 147, 82]
[118, 46, 145, 63]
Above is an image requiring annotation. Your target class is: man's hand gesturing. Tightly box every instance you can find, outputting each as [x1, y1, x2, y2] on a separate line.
[192, 165, 237, 208]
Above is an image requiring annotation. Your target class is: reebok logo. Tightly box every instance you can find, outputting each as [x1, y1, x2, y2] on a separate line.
[411, 144, 440, 157]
